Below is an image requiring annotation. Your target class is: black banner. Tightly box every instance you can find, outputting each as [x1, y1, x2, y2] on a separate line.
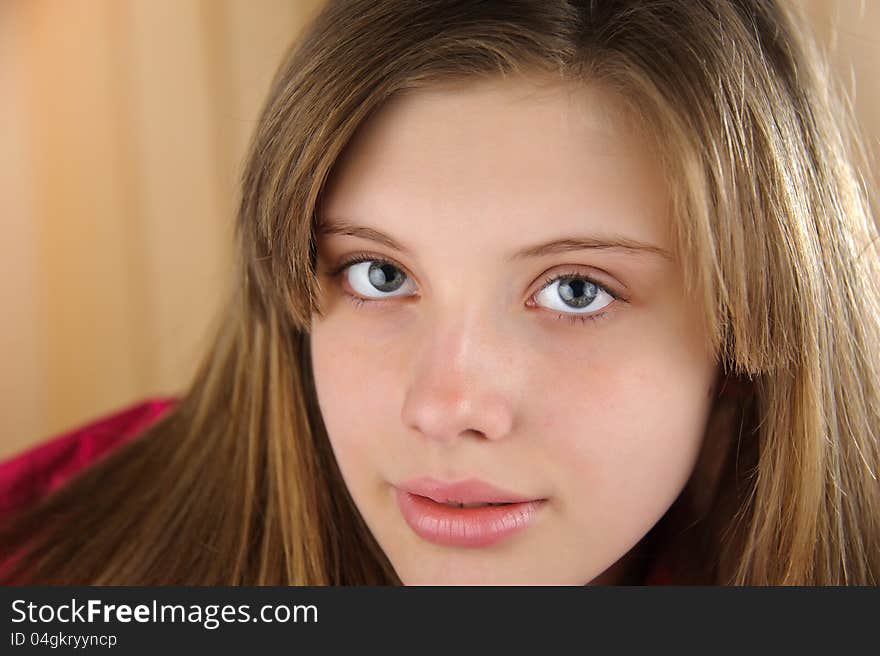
[1, 586, 875, 652]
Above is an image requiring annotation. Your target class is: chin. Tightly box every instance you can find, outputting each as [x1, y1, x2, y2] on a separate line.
[392, 560, 583, 586]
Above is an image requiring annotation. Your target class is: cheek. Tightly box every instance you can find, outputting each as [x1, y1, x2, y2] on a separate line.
[529, 319, 715, 534]
[308, 321, 401, 485]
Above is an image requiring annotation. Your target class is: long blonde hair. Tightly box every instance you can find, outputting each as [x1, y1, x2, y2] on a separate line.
[2, 0, 878, 585]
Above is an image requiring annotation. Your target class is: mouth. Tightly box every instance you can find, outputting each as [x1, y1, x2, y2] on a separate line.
[431, 500, 515, 508]
[393, 477, 547, 548]
[396, 475, 543, 505]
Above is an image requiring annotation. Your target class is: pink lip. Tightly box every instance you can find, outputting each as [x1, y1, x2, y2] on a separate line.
[397, 476, 541, 504]
[394, 477, 547, 548]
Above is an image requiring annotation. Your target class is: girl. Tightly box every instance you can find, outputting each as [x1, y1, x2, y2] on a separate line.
[1, 0, 878, 585]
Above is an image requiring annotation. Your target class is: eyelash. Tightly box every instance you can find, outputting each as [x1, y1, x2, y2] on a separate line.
[325, 252, 624, 326]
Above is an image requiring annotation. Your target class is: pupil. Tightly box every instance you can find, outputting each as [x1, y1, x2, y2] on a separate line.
[559, 278, 597, 309]
[368, 262, 404, 292]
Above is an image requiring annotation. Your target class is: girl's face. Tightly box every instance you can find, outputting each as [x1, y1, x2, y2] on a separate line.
[310, 75, 719, 584]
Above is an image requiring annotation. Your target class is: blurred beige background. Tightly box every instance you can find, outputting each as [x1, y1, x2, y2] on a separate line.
[1, 0, 878, 460]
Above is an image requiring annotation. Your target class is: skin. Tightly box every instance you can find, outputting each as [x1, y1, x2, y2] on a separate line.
[309, 74, 719, 585]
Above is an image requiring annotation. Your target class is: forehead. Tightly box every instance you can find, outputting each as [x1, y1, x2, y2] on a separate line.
[320, 74, 671, 258]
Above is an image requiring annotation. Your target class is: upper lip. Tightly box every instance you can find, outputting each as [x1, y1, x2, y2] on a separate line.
[397, 476, 543, 504]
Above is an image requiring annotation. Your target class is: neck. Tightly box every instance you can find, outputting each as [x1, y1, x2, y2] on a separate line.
[587, 532, 660, 586]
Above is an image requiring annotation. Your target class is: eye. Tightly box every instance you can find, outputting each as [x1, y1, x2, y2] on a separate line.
[326, 253, 621, 324]
[530, 271, 618, 321]
[329, 254, 418, 301]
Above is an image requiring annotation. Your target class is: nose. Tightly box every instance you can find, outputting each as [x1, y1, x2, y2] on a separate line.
[400, 318, 517, 445]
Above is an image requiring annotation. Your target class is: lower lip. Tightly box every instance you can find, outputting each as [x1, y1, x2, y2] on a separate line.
[394, 488, 545, 548]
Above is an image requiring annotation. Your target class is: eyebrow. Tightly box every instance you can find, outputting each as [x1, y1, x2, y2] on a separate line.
[318, 218, 674, 262]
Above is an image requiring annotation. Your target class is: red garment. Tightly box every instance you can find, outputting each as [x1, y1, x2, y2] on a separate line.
[0, 398, 177, 518]
[0, 397, 674, 585]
